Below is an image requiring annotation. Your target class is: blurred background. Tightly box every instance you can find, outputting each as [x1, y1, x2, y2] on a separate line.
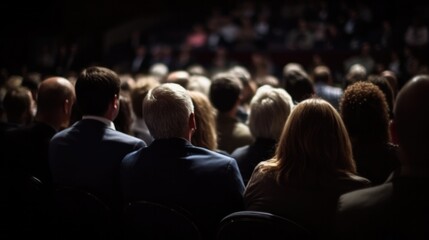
[1, 0, 429, 88]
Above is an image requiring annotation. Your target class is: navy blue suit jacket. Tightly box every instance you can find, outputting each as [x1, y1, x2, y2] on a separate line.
[49, 119, 146, 212]
[121, 138, 245, 238]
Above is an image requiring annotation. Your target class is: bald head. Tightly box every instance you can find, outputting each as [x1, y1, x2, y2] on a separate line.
[36, 77, 75, 128]
[37, 77, 74, 112]
[394, 75, 429, 166]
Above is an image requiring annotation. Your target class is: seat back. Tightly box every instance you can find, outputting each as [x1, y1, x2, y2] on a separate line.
[217, 211, 312, 240]
[1, 173, 50, 238]
[52, 186, 114, 240]
[122, 200, 202, 240]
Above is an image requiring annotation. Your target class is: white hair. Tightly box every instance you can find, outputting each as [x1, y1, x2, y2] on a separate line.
[143, 83, 194, 139]
[248, 85, 294, 140]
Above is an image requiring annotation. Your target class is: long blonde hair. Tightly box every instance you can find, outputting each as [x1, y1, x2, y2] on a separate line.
[261, 98, 356, 186]
[189, 91, 218, 150]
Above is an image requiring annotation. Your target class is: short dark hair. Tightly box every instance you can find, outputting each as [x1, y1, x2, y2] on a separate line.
[75, 66, 120, 116]
[3, 87, 32, 119]
[209, 73, 242, 113]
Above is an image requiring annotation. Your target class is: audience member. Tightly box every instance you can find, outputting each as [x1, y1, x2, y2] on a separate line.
[3, 77, 75, 187]
[344, 42, 375, 74]
[49, 66, 146, 215]
[381, 70, 398, 99]
[232, 85, 294, 185]
[335, 75, 429, 239]
[189, 90, 219, 152]
[187, 75, 211, 96]
[313, 65, 343, 109]
[130, 76, 160, 144]
[209, 72, 253, 153]
[1, 86, 34, 133]
[340, 82, 399, 185]
[113, 95, 133, 135]
[149, 63, 169, 82]
[244, 98, 370, 237]
[344, 63, 367, 88]
[368, 74, 395, 119]
[228, 65, 257, 123]
[121, 83, 244, 239]
[282, 65, 314, 103]
[165, 70, 190, 89]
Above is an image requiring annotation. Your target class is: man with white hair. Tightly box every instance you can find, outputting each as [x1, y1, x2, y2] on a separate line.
[121, 83, 245, 239]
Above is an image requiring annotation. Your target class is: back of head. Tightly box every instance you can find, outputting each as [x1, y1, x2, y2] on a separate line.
[209, 72, 242, 113]
[283, 63, 306, 77]
[346, 64, 367, 87]
[143, 83, 194, 139]
[274, 99, 355, 184]
[37, 77, 75, 115]
[340, 81, 390, 143]
[394, 75, 429, 167]
[189, 90, 218, 150]
[130, 77, 160, 119]
[149, 63, 169, 82]
[368, 74, 394, 119]
[75, 66, 120, 116]
[187, 75, 211, 96]
[229, 65, 251, 84]
[114, 96, 133, 134]
[165, 71, 190, 89]
[381, 70, 398, 99]
[187, 64, 207, 77]
[3, 86, 33, 123]
[228, 66, 255, 104]
[283, 69, 314, 103]
[249, 85, 293, 141]
[313, 65, 332, 84]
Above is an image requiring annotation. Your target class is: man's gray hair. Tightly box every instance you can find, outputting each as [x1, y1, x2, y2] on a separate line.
[143, 83, 194, 139]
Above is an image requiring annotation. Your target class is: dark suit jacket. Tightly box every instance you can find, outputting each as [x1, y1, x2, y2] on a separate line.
[335, 175, 429, 239]
[3, 121, 57, 187]
[49, 119, 146, 213]
[121, 137, 245, 239]
[231, 138, 277, 185]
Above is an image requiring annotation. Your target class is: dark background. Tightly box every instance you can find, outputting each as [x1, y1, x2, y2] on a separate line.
[0, 0, 428, 74]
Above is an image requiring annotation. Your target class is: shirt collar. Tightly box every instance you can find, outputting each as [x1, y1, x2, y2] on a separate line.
[82, 115, 116, 130]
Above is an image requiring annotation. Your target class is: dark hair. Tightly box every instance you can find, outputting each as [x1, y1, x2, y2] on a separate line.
[3, 87, 32, 120]
[209, 73, 242, 113]
[340, 81, 389, 143]
[114, 96, 133, 134]
[75, 66, 120, 116]
[283, 70, 314, 103]
[368, 75, 394, 119]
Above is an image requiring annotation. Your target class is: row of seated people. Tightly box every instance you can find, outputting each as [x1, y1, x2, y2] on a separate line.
[1, 65, 428, 239]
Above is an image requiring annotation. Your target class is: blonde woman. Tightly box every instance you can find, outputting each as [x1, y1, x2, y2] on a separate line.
[244, 98, 370, 237]
[189, 90, 218, 151]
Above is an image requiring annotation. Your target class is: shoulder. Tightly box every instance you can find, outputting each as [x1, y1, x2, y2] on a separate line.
[338, 182, 393, 213]
[122, 148, 143, 167]
[106, 128, 146, 147]
[337, 173, 372, 191]
[231, 145, 250, 158]
[188, 145, 239, 169]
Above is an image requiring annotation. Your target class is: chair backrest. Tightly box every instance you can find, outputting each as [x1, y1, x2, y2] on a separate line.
[217, 211, 312, 240]
[122, 200, 202, 240]
[52, 186, 114, 240]
[1, 174, 50, 238]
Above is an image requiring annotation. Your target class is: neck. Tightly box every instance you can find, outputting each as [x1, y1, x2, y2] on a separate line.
[35, 114, 62, 131]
